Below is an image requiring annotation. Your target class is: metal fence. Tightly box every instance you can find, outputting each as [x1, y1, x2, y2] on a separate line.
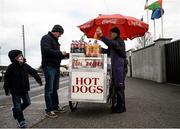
[165, 40, 180, 85]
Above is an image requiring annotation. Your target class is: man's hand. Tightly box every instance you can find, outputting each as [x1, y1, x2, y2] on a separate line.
[62, 51, 69, 58]
[62, 51, 67, 55]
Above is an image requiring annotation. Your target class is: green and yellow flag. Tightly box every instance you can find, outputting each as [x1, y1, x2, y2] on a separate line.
[145, 0, 162, 10]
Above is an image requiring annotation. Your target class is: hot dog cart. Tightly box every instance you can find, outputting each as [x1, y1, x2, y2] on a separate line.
[69, 53, 110, 111]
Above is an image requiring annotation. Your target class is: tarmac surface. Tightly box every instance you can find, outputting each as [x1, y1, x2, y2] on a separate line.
[33, 77, 180, 128]
[0, 77, 180, 128]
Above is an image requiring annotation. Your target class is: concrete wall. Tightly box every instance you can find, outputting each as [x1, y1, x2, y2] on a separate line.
[128, 38, 172, 83]
[131, 44, 157, 81]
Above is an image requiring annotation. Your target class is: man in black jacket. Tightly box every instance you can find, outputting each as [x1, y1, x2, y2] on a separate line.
[4, 50, 42, 128]
[96, 27, 126, 113]
[40, 25, 69, 118]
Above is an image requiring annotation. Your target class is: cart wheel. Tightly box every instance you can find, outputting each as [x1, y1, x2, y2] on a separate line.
[69, 101, 78, 112]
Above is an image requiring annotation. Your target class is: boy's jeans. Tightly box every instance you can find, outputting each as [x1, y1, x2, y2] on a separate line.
[43, 66, 60, 112]
[12, 93, 31, 123]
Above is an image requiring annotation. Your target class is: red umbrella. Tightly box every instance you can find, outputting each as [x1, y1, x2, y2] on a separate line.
[78, 14, 149, 40]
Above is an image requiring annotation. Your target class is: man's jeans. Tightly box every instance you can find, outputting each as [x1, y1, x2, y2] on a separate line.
[12, 93, 31, 123]
[43, 66, 60, 112]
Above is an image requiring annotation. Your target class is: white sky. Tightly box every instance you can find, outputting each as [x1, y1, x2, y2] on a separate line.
[0, 0, 180, 68]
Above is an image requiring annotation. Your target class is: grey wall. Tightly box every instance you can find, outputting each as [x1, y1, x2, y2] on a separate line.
[131, 44, 157, 81]
[127, 38, 172, 83]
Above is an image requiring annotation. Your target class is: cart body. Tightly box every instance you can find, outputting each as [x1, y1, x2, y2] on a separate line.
[69, 53, 108, 103]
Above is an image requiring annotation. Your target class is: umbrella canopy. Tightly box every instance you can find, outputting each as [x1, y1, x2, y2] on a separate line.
[78, 14, 149, 40]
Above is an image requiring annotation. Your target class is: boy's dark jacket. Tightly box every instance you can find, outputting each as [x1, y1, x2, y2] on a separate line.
[3, 51, 42, 95]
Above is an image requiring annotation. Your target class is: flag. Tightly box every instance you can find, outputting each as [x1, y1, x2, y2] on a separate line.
[145, 0, 162, 10]
[151, 8, 164, 20]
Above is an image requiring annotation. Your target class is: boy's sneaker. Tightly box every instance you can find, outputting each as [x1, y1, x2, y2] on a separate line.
[18, 120, 27, 128]
[46, 111, 58, 118]
[53, 106, 66, 113]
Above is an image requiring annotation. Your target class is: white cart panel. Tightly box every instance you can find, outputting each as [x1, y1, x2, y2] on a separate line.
[69, 53, 108, 103]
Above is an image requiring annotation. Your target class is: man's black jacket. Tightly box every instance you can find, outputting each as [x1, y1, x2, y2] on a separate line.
[41, 32, 68, 68]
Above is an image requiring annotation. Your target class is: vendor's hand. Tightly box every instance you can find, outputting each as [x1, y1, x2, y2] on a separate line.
[96, 28, 103, 38]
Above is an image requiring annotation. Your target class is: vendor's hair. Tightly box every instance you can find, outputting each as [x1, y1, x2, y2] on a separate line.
[110, 27, 120, 36]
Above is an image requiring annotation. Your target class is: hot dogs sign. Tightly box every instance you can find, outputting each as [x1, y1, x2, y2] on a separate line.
[71, 72, 105, 101]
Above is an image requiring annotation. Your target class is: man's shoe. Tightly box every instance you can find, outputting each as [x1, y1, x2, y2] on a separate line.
[46, 111, 58, 118]
[53, 106, 66, 113]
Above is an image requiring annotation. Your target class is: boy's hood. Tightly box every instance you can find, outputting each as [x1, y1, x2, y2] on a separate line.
[8, 50, 23, 63]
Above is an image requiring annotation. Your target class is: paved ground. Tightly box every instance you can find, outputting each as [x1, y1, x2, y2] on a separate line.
[33, 77, 180, 128]
[0, 77, 180, 128]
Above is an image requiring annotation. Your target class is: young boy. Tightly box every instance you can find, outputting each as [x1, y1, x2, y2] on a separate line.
[3, 50, 42, 128]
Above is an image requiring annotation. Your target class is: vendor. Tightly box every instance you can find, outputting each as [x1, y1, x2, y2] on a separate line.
[96, 27, 126, 113]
